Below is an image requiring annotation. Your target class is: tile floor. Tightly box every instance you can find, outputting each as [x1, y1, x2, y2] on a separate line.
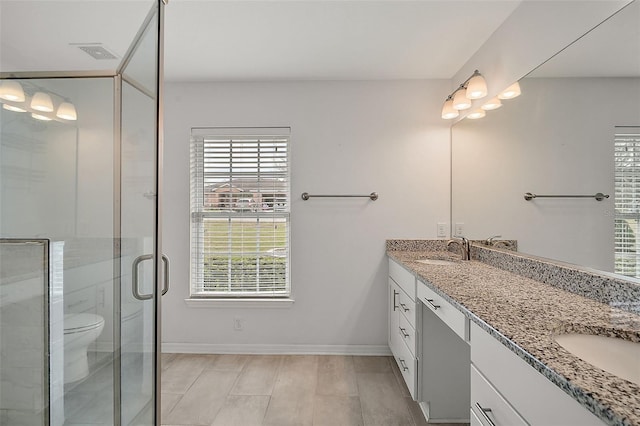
[161, 354, 463, 426]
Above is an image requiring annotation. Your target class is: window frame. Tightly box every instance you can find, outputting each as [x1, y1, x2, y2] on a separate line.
[189, 127, 291, 300]
[614, 127, 640, 278]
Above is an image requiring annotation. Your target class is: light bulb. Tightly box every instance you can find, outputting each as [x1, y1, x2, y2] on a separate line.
[441, 98, 459, 119]
[467, 109, 486, 120]
[452, 89, 471, 110]
[31, 92, 54, 112]
[3, 103, 26, 112]
[31, 113, 52, 121]
[481, 97, 502, 111]
[0, 81, 25, 102]
[466, 73, 487, 99]
[56, 102, 77, 121]
[498, 82, 521, 100]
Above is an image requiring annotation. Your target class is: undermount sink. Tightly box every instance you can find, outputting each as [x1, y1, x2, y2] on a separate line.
[415, 259, 459, 266]
[554, 333, 640, 386]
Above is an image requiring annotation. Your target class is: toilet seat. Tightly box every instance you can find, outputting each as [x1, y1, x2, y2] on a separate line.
[64, 313, 105, 335]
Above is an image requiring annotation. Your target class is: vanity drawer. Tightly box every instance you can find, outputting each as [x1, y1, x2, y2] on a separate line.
[393, 330, 417, 399]
[471, 364, 527, 426]
[398, 311, 417, 356]
[397, 286, 416, 329]
[389, 259, 415, 301]
[418, 280, 468, 341]
[470, 322, 606, 426]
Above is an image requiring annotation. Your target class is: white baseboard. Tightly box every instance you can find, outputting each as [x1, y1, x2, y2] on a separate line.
[162, 343, 392, 356]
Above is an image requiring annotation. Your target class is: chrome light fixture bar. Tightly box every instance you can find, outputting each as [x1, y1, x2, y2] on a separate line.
[441, 70, 487, 119]
[441, 70, 522, 121]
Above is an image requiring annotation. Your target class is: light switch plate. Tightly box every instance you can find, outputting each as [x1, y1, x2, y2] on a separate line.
[437, 222, 447, 238]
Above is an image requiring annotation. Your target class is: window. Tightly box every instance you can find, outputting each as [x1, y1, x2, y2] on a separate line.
[615, 127, 640, 277]
[190, 128, 290, 298]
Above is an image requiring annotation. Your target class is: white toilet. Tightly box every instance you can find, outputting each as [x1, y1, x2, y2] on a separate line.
[63, 313, 105, 384]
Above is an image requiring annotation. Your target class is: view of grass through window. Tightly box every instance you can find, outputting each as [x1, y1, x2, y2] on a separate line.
[203, 218, 287, 293]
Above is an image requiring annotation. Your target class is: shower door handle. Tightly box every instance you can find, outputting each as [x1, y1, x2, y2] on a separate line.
[132, 254, 154, 300]
[162, 254, 169, 296]
[132, 254, 170, 300]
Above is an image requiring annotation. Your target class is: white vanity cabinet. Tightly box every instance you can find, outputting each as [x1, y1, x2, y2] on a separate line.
[388, 259, 418, 399]
[470, 322, 606, 426]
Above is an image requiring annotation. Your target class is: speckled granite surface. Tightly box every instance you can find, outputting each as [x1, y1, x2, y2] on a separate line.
[387, 241, 640, 426]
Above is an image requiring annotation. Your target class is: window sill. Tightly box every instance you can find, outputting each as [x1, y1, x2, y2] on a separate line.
[184, 297, 295, 309]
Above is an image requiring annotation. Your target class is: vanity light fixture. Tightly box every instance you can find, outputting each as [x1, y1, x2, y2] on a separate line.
[441, 70, 488, 119]
[0, 80, 25, 102]
[481, 97, 502, 111]
[452, 87, 472, 110]
[498, 82, 521, 99]
[56, 101, 77, 121]
[2, 103, 27, 113]
[466, 71, 488, 99]
[1, 80, 79, 123]
[467, 109, 486, 120]
[441, 96, 459, 119]
[31, 92, 54, 112]
[31, 113, 53, 121]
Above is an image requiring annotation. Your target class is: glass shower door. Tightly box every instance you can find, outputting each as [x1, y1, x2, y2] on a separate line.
[119, 7, 160, 425]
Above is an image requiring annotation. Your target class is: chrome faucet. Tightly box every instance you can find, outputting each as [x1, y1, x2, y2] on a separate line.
[447, 236, 470, 260]
[485, 235, 502, 246]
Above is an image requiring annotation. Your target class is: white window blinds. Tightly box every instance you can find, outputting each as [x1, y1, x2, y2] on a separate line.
[190, 128, 290, 297]
[615, 127, 640, 277]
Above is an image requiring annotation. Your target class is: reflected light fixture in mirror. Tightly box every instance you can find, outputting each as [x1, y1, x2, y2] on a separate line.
[31, 92, 54, 112]
[2, 103, 26, 113]
[481, 97, 502, 110]
[498, 82, 522, 99]
[0, 81, 25, 102]
[56, 102, 77, 121]
[31, 113, 52, 121]
[467, 109, 486, 119]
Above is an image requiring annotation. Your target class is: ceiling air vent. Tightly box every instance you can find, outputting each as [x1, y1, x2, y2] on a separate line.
[76, 44, 118, 60]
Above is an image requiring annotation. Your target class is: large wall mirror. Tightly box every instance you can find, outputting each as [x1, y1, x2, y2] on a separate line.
[451, 1, 640, 276]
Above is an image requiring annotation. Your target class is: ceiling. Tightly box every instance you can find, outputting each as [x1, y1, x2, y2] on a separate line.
[0, 0, 154, 74]
[163, 0, 521, 82]
[2, 1, 636, 82]
[0, 0, 523, 80]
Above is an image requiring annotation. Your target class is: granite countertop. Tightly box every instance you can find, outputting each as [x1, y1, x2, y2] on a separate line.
[387, 248, 640, 426]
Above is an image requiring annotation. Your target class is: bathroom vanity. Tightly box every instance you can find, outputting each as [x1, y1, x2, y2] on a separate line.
[387, 239, 640, 426]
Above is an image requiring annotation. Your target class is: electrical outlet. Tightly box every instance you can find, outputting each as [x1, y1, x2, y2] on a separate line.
[455, 223, 465, 237]
[437, 222, 447, 238]
[234, 317, 244, 331]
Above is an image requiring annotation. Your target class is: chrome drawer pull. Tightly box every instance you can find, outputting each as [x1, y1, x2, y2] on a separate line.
[399, 327, 410, 338]
[475, 403, 496, 426]
[399, 358, 409, 371]
[399, 303, 410, 312]
[393, 290, 399, 311]
[424, 298, 440, 310]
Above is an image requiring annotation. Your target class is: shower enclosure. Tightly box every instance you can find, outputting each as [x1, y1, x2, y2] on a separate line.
[0, 1, 165, 424]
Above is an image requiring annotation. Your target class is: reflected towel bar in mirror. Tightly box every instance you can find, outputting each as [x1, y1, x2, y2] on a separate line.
[524, 192, 609, 201]
[301, 192, 378, 201]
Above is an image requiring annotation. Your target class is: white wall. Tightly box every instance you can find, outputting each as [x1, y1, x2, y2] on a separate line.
[452, 1, 631, 108]
[452, 77, 640, 272]
[162, 80, 450, 352]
